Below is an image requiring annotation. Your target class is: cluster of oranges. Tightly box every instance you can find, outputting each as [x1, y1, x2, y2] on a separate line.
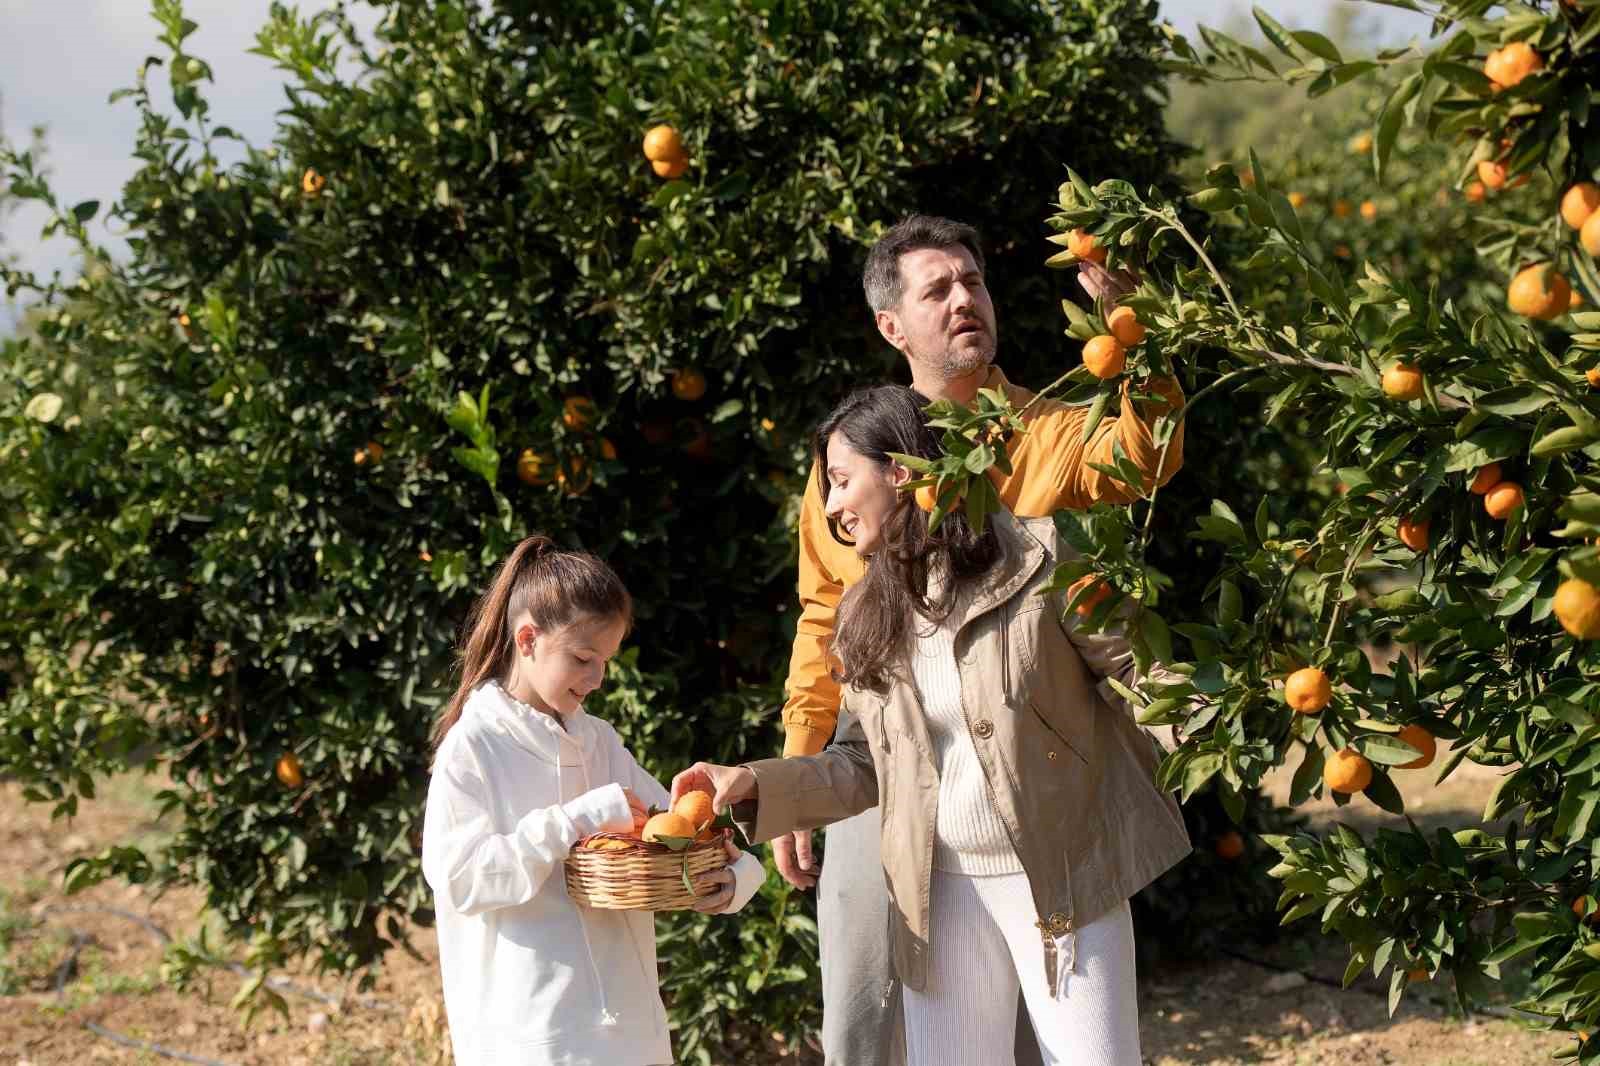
[516, 397, 619, 496]
[579, 789, 718, 852]
[1282, 666, 1436, 796]
[643, 124, 689, 180]
[1392, 462, 1523, 555]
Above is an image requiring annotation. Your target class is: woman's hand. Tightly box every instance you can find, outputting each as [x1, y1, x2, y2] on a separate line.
[688, 836, 744, 914]
[671, 762, 757, 814]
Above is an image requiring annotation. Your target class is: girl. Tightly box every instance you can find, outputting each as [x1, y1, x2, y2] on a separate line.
[422, 535, 765, 1066]
[673, 386, 1191, 1066]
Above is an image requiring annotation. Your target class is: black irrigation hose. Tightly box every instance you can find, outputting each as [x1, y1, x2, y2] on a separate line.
[37, 899, 394, 1066]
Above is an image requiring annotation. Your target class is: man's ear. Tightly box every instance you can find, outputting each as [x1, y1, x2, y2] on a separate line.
[875, 308, 906, 354]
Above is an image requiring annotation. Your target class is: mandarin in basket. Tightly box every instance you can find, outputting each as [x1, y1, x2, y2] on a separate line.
[642, 811, 697, 844]
[673, 789, 715, 829]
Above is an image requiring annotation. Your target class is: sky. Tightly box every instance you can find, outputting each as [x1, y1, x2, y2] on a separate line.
[0, 0, 1437, 321]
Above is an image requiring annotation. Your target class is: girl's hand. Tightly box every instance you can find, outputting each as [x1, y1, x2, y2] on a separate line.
[671, 762, 757, 814]
[620, 788, 648, 820]
[688, 837, 743, 914]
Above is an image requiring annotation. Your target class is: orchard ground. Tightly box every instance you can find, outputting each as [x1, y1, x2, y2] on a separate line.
[0, 752, 1575, 1066]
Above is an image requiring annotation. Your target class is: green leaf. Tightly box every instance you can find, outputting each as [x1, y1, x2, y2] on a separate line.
[1475, 386, 1551, 417]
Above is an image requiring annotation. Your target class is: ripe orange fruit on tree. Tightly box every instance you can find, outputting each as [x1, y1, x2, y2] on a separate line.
[1106, 306, 1146, 346]
[1349, 132, 1373, 154]
[1068, 574, 1111, 617]
[1406, 967, 1429, 983]
[1082, 335, 1126, 379]
[1484, 481, 1524, 520]
[301, 168, 326, 197]
[673, 789, 715, 829]
[642, 811, 697, 843]
[1332, 198, 1352, 219]
[517, 449, 554, 486]
[1554, 579, 1600, 639]
[1477, 160, 1508, 190]
[671, 367, 707, 402]
[1508, 264, 1572, 320]
[557, 455, 592, 496]
[1464, 181, 1487, 203]
[1066, 228, 1106, 265]
[563, 396, 598, 430]
[642, 125, 684, 162]
[1397, 516, 1430, 552]
[1484, 41, 1542, 90]
[914, 483, 939, 512]
[1469, 462, 1502, 494]
[1360, 200, 1378, 221]
[652, 156, 688, 180]
[354, 440, 384, 466]
[1215, 831, 1245, 861]
[1587, 367, 1600, 388]
[1287, 191, 1307, 209]
[1395, 723, 1437, 769]
[1323, 748, 1373, 794]
[1285, 667, 1332, 714]
[275, 753, 304, 789]
[1562, 183, 1600, 230]
[1582, 212, 1600, 257]
[1382, 362, 1424, 401]
[1573, 290, 1586, 310]
[599, 438, 618, 461]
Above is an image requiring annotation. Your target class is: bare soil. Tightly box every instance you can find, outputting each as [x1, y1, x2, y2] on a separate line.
[0, 749, 1573, 1065]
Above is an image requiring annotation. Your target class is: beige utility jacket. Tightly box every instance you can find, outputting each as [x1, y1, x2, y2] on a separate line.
[735, 510, 1192, 996]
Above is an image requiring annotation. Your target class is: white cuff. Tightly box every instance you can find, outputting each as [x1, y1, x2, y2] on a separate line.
[560, 783, 633, 837]
[721, 850, 767, 914]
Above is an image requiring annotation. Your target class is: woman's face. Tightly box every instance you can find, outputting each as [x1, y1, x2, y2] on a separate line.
[823, 431, 909, 557]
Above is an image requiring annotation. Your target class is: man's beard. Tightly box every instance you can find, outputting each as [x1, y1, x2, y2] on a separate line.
[934, 338, 996, 378]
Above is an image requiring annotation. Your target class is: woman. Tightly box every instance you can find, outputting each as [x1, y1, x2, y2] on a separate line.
[673, 385, 1191, 1066]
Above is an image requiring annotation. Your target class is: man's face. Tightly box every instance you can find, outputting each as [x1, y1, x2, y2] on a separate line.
[876, 245, 997, 379]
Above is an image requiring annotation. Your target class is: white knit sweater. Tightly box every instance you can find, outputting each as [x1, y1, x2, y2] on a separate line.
[910, 620, 1025, 876]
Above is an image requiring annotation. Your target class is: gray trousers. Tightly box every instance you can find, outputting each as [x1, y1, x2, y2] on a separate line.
[817, 714, 1044, 1066]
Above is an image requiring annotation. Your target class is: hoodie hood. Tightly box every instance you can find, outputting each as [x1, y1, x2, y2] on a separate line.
[465, 681, 595, 767]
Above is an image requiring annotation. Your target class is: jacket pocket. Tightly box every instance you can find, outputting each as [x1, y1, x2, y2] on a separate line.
[1027, 699, 1089, 765]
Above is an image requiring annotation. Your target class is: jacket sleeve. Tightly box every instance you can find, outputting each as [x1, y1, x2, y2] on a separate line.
[779, 463, 848, 757]
[1001, 376, 1186, 516]
[720, 850, 768, 915]
[732, 710, 877, 844]
[422, 750, 634, 917]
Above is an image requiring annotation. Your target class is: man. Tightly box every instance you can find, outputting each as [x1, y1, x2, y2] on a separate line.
[775, 215, 1185, 1066]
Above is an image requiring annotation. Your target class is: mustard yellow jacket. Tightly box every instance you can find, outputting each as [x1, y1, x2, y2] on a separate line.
[780, 366, 1184, 756]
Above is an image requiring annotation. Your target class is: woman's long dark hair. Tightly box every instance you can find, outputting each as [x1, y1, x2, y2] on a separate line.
[816, 386, 1001, 694]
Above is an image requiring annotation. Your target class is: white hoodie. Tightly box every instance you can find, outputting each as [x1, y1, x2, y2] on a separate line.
[422, 681, 765, 1066]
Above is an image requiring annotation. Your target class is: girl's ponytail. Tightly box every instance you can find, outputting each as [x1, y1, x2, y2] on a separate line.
[429, 534, 630, 761]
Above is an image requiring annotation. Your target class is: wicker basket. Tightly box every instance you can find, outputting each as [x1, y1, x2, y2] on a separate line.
[564, 829, 730, 911]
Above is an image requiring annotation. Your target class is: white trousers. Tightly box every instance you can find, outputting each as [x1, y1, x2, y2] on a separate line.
[901, 870, 1141, 1066]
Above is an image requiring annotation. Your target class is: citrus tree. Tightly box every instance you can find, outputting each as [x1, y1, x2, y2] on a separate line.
[918, 0, 1600, 1047]
[0, 0, 1184, 1054]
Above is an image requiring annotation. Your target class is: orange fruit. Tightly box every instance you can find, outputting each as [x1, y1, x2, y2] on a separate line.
[275, 753, 304, 790]
[1397, 516, 1430, 552]
[642, 811, 697, 843]
[1573, 290, 1586, 310]
[1508, 264, 1572, 320]
[1469, 463, 1503, 494]
[1067, 574, 1111, 617]
[1106, 306, 1146, 346]
[583, 836, 633, 851]
[1332, 199, 1352, 219]
[419, 549, 432, 563]
[1582, 211, 1600, 257]
[599, 438, 618, 461]
[652, 156, 688, 179]
[914, 483, 939, 512]
[1395, 724, 1437, 770]
[1573, 897, 1594, 921]
[563, 396, 598, 431]
[1066, 228, 1106, 265]
[1477, 160, 1508, 190]
[354, 440, 384, 466]
[1562, 183, 1600, 230]
[1360, 200, 1378, 221]
[670, 367, 707, 402]
[1484, 481, 1524, 520]
[517, 449, 555, 486]
[557, 455, 592, 496]
[1485, 42, 1542, 90]
[1464, 181, 1487, 203]
[1554, 579, 1600, 639]
[301, 168, 326, 197]
[1349, 132, 1373, 154]
[1287, 191, 1307, 209]
[642, 125, 684, 162]
[1082, 335, 1126, 380]
[673, 789, 715, 829]
[1215, 831, 1245, 861]
[1382, 362, 1424, 401]
[1333, 243, 1352, 259]
[1406, 967, 1430, 982]
[1285, 667, 1332, 714]
[1587, 367, 1600, 389]
[1323, 748, 1373, 794]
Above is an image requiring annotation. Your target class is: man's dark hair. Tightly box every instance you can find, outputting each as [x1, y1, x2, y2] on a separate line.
[861, 215, 986, 313]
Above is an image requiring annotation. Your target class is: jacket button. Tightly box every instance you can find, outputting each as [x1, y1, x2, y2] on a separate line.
[1048, 912, 1071, 934]
[1047, 750, 1058, 761]
[974, 720, 994, 739]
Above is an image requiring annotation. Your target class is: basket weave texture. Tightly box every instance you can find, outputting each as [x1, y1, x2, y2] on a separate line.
[564, 829, 730, 911]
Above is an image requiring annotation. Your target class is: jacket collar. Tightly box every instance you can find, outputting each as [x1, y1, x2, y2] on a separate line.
[950, 509, 1049, 640]
[466, 681, 594, 765]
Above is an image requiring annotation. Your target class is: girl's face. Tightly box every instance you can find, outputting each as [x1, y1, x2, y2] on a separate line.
[823, 431, 910, 557]
[510, 613, 627, 718]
